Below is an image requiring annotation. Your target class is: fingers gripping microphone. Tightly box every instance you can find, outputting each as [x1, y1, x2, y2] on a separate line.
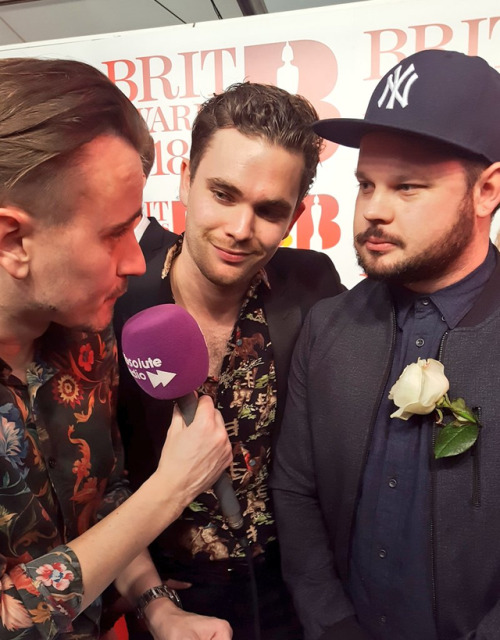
[121, 304, 244, 530]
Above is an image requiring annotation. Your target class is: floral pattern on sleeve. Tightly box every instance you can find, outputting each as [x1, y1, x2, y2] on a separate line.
[0, 323, 130, 640]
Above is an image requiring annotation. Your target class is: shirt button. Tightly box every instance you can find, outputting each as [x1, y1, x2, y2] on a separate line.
[48, 457, 56, 469]
[378, 549, 387, 559]
[441, 315, 446, 322]
[422, 298, 430, 306]
[416, 338, 425, 347]
[388, 478, 397, 488]
[379, 615, 387, 624]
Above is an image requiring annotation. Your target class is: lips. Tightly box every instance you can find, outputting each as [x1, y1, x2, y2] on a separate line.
[355, 227, 402, 253]
[364, 236, 396, 252]
[106, 285, 127, 301]
[213, 244, 252, 263]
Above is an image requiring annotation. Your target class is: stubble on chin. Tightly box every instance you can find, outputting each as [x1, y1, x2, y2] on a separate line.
[355, 210, 474, 286]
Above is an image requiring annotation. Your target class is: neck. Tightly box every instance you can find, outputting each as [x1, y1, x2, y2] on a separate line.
[171, 251, 250, 377]
[0, 296, 50, 381]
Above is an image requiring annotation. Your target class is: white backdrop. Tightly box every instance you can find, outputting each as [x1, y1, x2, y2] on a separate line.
[0, 0, 498, 287]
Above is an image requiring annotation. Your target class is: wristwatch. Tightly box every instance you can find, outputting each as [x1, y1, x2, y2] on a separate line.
[136, 584, 183, 619]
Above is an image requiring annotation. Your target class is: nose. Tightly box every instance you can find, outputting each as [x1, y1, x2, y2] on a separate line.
[358, 189, 394, 224]
[225, 206, 255, 242]
[117, 232, 146, 277]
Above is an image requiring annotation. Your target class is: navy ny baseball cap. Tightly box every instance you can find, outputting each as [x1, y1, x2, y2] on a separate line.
[313, 49, 500, 164]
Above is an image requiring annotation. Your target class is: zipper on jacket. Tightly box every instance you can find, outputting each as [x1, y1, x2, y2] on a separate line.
[431, 331, 449, 630]
[471, 406, 481, 508]
[430, 425, 438, 624]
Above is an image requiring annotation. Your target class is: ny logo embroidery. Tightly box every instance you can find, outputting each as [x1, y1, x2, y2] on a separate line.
[377, 63, 419, 109]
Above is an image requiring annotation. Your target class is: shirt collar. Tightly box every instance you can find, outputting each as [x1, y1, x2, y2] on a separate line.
[393, 243, 497, 330]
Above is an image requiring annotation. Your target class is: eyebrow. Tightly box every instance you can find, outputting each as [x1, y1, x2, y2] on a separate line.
[103, 208, 143, 235]
[207, 178, 243, 198]
[355, 169, 428, 183]
[207, 178, 293, 214]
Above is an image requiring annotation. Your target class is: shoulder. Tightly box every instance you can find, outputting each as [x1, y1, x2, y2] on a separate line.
[267, 247, 344, 294]
[270, 246, 336, 271]
[309, 278, 391, 325]
[139, 218, 178, 261]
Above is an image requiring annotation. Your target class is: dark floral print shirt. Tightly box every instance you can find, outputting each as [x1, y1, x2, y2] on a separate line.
[0, 324, 129, 639]
[161, 239, 277, 561]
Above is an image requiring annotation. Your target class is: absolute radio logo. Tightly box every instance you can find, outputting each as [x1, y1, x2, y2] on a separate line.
[123, 353, 176, 388]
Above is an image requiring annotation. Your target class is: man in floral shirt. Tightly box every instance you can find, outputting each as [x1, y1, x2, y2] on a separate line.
[0, 58, 232, 640]
[114, 82, 344, 639]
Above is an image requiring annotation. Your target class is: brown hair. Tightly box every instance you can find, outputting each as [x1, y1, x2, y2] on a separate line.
[0, 57, 153, 223]
[189, 82, 322, 203]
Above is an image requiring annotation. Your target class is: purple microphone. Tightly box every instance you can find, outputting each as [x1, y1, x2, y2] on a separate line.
[121, 304, 244, 530]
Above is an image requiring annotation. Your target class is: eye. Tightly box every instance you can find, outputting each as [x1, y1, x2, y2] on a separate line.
[255, 206, 289, 222]
[397, 183, 423, 192]
[110, 227, 128, 240]
[357, 180, 372, 193]
[107, 224, 134, 243]
[212, 189, 234, 204]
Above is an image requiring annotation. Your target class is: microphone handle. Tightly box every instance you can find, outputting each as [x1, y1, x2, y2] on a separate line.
[177, 391, 198, 425]
[176, 393, 244, 531]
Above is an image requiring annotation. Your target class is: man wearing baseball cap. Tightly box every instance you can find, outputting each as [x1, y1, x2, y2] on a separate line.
[271, 49, 500, 640]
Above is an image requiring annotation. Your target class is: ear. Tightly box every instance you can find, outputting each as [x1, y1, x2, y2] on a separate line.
[179, 159, 191, 207]
[284, 201, 306, 237]
[474, 162, 500, 219]
[0, 207, 33, 279]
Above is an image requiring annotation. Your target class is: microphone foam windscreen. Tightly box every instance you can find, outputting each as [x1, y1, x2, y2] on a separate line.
[121, 304, 209, 400]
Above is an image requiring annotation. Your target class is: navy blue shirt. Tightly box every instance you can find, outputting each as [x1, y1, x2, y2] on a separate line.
[348, 245, 497, 640]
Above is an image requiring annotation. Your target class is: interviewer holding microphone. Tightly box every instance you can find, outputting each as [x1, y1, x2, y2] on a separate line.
[0, 58, 232, 640]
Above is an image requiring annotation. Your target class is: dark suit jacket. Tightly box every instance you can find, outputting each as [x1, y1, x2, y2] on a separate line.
[272, 252, 500, 640]
[114, 217, 344, 490]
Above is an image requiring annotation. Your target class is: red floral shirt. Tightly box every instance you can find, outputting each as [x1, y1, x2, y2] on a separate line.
[0, 324, 129, 639]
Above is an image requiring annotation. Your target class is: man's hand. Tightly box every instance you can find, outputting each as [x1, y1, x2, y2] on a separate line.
[68, 396, 231, 610]
[154, 395, 233, 511]
[144, 596, 233, 640]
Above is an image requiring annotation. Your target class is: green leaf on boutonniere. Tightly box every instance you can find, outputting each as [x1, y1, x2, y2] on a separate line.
[434, 422, 479, 459]
[388, 359, 480, 459]
[453, 398, 467, 411]
[448, 398, 476, 423]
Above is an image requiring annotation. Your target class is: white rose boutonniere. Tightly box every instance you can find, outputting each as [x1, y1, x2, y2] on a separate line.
[389, 358, 449, 420]
[389, 358, 480, 459]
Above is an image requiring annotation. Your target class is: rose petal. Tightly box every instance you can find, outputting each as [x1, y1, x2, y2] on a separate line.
[420, 360, 449, 406]
[389, 362, 424, 408]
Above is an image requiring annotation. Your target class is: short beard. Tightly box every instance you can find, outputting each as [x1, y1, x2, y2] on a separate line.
[355, 191, 475, 286]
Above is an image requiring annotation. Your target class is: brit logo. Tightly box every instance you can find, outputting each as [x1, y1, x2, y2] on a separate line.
[377, 63, 419, 109]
